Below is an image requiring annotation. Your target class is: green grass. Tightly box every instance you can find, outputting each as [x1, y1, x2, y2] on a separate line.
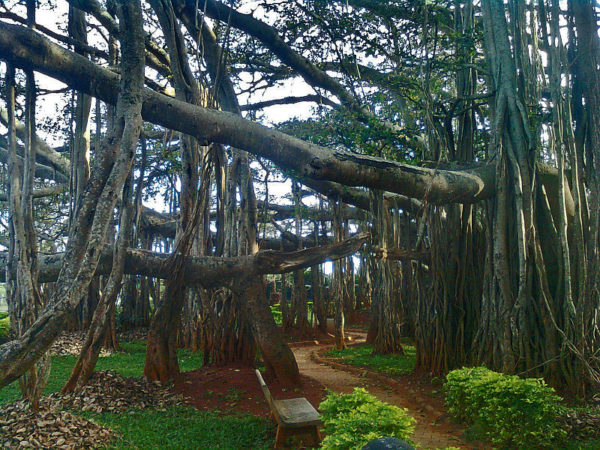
[326, 342, 416, 376]
[94, 406, 274, 449]
[0, 339, 203, 405]
[0, 337, 276, 448]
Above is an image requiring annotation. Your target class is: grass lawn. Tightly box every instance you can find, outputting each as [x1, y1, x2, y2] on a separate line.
[326, 342, 416, 376]
[0, 340, 203, 405]
[0, 337, 275, 448]
[95, 406, 274, 449]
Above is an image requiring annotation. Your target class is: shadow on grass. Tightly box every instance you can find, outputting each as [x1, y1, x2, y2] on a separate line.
[325, 342, 416, 376]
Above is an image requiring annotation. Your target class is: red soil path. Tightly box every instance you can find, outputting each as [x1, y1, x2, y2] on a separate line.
[292, 339, 485, 449]
[174, 332, 487, 449]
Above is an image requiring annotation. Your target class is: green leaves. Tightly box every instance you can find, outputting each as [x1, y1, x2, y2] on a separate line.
[444, 367, 567, 448]
[318, 387, 416, 449]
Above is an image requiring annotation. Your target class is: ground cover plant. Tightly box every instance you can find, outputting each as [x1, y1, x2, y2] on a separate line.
[0, 337, 277, 448]
[444, 367, 567, 448]
[0, 339, 203, 405]
[93, 406, 274, 449]
[326, 342, 416, 376]
[318, 387, 416, 449]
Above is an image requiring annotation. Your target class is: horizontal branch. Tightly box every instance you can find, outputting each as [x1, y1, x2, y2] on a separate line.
[266, 202, 367, 221]
[140, 206, 335, 250]
[0, 106, 70, 175]
[0, 234, 368, 285]
[372, 247, 430, 263]
[0, 185, 67, 202]
[0, 146, 69, 184]
[241, 94, 337, 111]
[0, 22, 495, 204]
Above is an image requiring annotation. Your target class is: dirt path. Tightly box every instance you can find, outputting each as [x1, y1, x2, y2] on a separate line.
[291, 338, 474, 450]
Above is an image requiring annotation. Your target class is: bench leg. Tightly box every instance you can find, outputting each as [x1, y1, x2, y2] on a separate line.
[274, 425, 288, 448]
[309, 426, 321, 447]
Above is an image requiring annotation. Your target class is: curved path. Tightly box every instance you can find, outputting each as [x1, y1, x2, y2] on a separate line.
[291, 340, 476, 450]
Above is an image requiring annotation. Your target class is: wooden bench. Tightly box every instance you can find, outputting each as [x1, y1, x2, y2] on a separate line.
[255, 369, 322, 448]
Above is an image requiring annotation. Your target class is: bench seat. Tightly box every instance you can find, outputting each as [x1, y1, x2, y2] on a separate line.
[255, 369, 322, 448]
[272, 397, 321, 427]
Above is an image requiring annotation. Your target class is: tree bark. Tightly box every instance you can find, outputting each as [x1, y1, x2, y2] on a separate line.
[63, 177, 136, 392]
[231, 277, 300, 386]
[0, 0, 145, 390]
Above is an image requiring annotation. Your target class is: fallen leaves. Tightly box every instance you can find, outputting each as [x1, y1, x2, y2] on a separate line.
[0, 400, 113, 449]
[560, 408, 600, 441]
[50, 332, 112, 357]
[1, 370, 187, 448]
[48, 370, 186, 414]
[49, 329, 148, 357]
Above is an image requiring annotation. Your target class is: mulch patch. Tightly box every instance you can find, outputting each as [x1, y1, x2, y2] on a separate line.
[50, 329, 149, 357]
[1, 370, 186, 449]
[560, 408, 600, 441]
[49, 370, 184, 414]
[50, 331, 113, 357]
[0, 400, 113, 449]
[174, 362, 327, 418]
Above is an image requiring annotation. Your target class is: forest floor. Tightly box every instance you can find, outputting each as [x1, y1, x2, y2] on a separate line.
[2, 326, 596, 448]
[290, 332, 483, 450]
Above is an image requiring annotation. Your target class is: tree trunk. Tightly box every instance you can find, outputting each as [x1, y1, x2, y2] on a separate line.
[232, 278, 300, 386]
[0, 0, 145, 390]
[371, 191, 404, 355]
[311, 264, 326, 334]
[332, 200, 346, 350]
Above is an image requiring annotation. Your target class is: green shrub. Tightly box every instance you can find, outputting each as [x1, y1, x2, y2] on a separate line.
[0, 312, 9, 340]
[445, 367, 567, 448]
[318, 388, 415, 449]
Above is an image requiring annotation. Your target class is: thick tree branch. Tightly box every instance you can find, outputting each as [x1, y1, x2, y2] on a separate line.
[0, 147, 69, 184]
[0, 106, 70, 175]
[0, 22, 495, 204]
[66, 0, 171, 77]
[0, 234, 368, 285]
[241, 94, 337, 111]
[372, 247, 430, 263]
[174, 0, 410, 138]
[0, 185, 66, 202]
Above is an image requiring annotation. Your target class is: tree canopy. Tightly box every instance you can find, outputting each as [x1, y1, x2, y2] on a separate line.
[0, 0, 599, 402]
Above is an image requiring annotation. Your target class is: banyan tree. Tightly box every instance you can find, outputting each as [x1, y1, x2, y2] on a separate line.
[0, 0, 599, 406]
